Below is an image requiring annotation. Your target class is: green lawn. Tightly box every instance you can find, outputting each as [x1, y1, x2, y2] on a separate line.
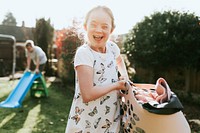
[0, 77, 199, 133]
[0, 78, 74, 133]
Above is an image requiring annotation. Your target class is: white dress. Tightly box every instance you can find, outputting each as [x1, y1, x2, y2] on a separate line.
[65, 41, 121, 133]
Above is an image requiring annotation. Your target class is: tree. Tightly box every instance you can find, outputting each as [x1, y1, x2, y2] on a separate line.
[124, 10, 200, 90]
[55, 20, 84, 85]
[2, 12, 17, 26]
[34, 18, 54, 76]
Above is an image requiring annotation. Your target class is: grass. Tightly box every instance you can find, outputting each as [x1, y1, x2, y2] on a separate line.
[0, 78, 74, 133]
[0, 77, 199, 133]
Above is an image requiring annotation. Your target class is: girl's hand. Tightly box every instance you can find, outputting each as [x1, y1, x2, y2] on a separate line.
[115, 79, 127, 91]
[119, 76, 129, 81]
[119, 76, 134, 86]
[114, 79, 130, 96]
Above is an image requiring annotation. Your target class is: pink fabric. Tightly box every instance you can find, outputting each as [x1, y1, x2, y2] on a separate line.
[120, 80, 191, 133]
[134, 78, 172, 104]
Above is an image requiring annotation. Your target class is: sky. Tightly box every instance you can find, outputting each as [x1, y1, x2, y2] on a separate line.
[0, 0, 200, 35]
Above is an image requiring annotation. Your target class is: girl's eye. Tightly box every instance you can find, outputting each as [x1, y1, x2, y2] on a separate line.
[90, 23, 97, 28]
[102, 25, 108, 29]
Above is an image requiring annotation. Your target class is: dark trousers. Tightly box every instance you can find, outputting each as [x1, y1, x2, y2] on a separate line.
[39, 63, 46, 72]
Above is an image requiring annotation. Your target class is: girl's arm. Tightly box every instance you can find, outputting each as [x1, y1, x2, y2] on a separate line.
[76, 65, 127, 103]
[116, 55, 129, 80]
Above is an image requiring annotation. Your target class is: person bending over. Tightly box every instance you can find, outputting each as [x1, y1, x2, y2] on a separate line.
[25, 40, 47, 74]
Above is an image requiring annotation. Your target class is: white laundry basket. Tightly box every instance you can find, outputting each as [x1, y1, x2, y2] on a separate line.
[120, 83, 191, 133]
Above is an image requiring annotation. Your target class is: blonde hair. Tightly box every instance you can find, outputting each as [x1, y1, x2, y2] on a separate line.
[84, 6, 116, 31]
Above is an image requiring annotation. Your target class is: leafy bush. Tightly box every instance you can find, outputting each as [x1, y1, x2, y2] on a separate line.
[123, 10, 200, 90]
[56, 26, 84, 85]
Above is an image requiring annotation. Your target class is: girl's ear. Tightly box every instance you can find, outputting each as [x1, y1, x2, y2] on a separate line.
[84, 24, 87, 31]
[110, 27, 115, 34]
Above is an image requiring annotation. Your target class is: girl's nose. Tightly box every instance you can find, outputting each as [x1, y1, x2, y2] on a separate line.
[95, 25, 102, 32]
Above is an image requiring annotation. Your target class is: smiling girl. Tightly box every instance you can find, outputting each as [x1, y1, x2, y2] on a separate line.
[65, 6, 129, 133]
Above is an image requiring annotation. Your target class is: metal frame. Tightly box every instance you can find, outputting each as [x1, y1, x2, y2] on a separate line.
[0, 34, 16, 79]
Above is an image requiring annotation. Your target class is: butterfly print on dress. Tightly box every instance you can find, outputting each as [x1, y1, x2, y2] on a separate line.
[94, 117, 101, 129]
[93, 60, 96, 67]
[71, 106, 85, 124]
[100, 95, 110, 105]
[114, 114, 121, 122]
[111, 51, 116, 58]
[98, 76, 107, 83]
[71, 114, 80, 125]
[88, 106, 98, 117]
[75, 106, 84, 114]
[105, 105, 110, 115]
[111, 79, 117, 83]
[107, 61, 114, 68]
[85, 120, 91, 128]
[96, 63, 105, 74]
[96, 63, 107, 83]
[75, 93, 81, 100]
[102, 119, 112, 133]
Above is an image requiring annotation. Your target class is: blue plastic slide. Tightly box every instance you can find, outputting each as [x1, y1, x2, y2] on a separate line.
[0, 72, 42, 108]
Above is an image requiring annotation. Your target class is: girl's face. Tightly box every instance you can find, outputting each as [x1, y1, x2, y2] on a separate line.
[84, 9, 113, 47]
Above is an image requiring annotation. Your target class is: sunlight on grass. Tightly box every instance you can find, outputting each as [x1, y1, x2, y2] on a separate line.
[0, 113, 16, 128]
[17, 104, 41, 133]
[0, 77, 74, 132]
[0, 79, 18, 98]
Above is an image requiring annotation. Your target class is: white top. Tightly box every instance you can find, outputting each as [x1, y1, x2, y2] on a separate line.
[65, 41, 121, 133]
[26, 46, 47, 65]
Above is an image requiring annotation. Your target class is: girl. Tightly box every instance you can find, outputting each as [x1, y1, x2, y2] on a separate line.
[65, 6, 129, 133]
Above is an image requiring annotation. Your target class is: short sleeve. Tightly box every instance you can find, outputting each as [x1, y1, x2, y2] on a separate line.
[74, 45, 94, 68]
[108, 41, 120, 59]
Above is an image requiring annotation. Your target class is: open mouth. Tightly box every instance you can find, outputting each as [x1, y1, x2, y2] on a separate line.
[93, 35, 103, 41]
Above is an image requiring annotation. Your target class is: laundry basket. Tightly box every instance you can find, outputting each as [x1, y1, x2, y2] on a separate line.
[120, 82, 191, 133]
